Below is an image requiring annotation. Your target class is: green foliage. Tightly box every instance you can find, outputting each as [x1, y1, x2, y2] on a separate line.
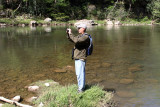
[51, 13, 69, 21]
[152, 0, 160, 19]
[0, 4, 3, 10]
[106, 2, 128, 20]
[33, 80, 113, 107]
[0, 0, 160, 21]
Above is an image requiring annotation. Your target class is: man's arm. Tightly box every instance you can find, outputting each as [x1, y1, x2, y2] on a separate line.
[68, 33, 89, 44]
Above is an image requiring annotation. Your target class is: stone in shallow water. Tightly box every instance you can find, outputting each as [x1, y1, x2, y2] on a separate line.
[101, 62, 112, 68]
[25, 96, 38, 103]
[120, 79, 134, 85]
[128, 65, 143, 72]
[28, 86, 39, 92]
[116, 91, 136, 98]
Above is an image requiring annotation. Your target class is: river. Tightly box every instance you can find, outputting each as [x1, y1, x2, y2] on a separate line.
[0, 25, 160, 107]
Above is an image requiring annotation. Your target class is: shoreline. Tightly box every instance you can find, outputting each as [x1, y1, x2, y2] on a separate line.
[0, 18, 159, 27]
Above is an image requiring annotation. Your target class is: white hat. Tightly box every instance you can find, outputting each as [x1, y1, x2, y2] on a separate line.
[77, 24, 87, 29]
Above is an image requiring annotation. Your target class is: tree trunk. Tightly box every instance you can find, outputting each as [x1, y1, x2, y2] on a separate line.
[127, 3, 132, 18]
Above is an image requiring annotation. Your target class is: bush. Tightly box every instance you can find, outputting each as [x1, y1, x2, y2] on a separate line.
[51, 13, 69, 21]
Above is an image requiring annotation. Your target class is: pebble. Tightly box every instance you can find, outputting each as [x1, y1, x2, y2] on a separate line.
[12, 95, 21, 102]
[38, 102, 44, 107]
[120, 79, 134, 85]
[116, 91, 136, 98]
[45, 83, 50, 87]
[25, 96, 38, 103]
[28, 86, 39, 92]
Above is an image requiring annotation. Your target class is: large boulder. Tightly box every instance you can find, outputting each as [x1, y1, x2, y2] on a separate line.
[74, 19, 97, 27]
[44, 18, 52, 22]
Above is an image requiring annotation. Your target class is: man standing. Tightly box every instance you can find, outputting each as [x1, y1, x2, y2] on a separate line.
[66, 24, 90, 93]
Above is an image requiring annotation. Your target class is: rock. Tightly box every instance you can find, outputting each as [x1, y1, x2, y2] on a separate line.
[54, 68, 67, 73]
[30, 20, 37, 26]
[28, 86, 39, 92]
[128, 65, 143, 72]
[106, 19, 113, 25]
[114, 21, 121, 25]
[25, 96, 38, 103]
[120, 79, 134, 85]
[116, 91, 136, 98]
[0, 103, 3, 107]
[12, 95, 21, 102]
[45, 83, 50, 87]
[38, 102, 44, 107]
[0, 23, 6, 26]
[44, 18, 52, 22]
[74, 19, 97, 27]
[101, 62, 111, 68]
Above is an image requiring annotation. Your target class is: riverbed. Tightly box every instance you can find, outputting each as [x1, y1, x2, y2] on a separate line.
[0, 25, 160, 107]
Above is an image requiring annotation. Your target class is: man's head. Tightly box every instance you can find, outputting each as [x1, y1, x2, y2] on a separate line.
[77, 24, 87, 34]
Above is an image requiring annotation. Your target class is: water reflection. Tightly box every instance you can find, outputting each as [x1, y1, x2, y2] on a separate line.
[0, 26, 160, 107]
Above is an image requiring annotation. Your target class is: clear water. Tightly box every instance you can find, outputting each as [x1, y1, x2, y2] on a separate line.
[0, 25, 160, 106]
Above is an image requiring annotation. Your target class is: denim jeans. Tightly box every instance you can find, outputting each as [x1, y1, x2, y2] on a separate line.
[75, 59, 86, 91]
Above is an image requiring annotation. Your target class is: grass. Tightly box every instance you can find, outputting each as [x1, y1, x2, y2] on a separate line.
[1, 104, 16, 107]
[121, 18, 152, 25]
[1, 80, 113, 107]
[32, 80, 113, 107]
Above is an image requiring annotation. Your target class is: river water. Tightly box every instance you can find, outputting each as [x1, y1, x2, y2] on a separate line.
[0, 25, 160, 107]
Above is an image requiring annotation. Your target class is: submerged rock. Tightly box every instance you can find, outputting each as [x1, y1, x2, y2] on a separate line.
[116, 91, 136, 98]
[101, 62, 112, 68]
[120, 79, 134, 85]
[128, 65, 143, 72]
[28, 86, 39, 92]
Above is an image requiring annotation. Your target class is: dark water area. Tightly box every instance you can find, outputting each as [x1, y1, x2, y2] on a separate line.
[0, 25, 160, 106]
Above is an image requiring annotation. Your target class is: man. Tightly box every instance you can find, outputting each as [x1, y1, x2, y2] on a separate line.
[66, 24, 90, 93]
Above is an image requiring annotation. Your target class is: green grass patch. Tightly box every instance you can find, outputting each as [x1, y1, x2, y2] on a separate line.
[1, 103, 16, 107]
[94, 20, 106, 25]
[121, 17, 152, 25]
[32, 80, 113, 107]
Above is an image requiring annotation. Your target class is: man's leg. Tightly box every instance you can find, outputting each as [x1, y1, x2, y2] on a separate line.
[75, 59, 86, 91]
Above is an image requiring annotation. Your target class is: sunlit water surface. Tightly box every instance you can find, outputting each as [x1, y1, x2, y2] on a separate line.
[0, 25, 160, 106]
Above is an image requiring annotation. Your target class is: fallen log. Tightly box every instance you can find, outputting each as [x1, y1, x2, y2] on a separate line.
[0, 96, 33, 107]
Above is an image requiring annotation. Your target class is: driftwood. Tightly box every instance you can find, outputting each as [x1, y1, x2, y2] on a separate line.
[0, 96, 33, 107]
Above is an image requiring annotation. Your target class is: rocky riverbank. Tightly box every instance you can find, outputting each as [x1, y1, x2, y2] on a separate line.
[0, 18, 158, 28]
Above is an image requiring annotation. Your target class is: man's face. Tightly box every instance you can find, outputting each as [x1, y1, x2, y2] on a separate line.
[78, 27, 85, 34]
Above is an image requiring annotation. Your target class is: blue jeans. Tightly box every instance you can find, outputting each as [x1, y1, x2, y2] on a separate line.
[75, 59, 86, 91]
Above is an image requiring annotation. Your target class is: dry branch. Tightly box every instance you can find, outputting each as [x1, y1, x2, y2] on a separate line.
[0, 96, 32, 107]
